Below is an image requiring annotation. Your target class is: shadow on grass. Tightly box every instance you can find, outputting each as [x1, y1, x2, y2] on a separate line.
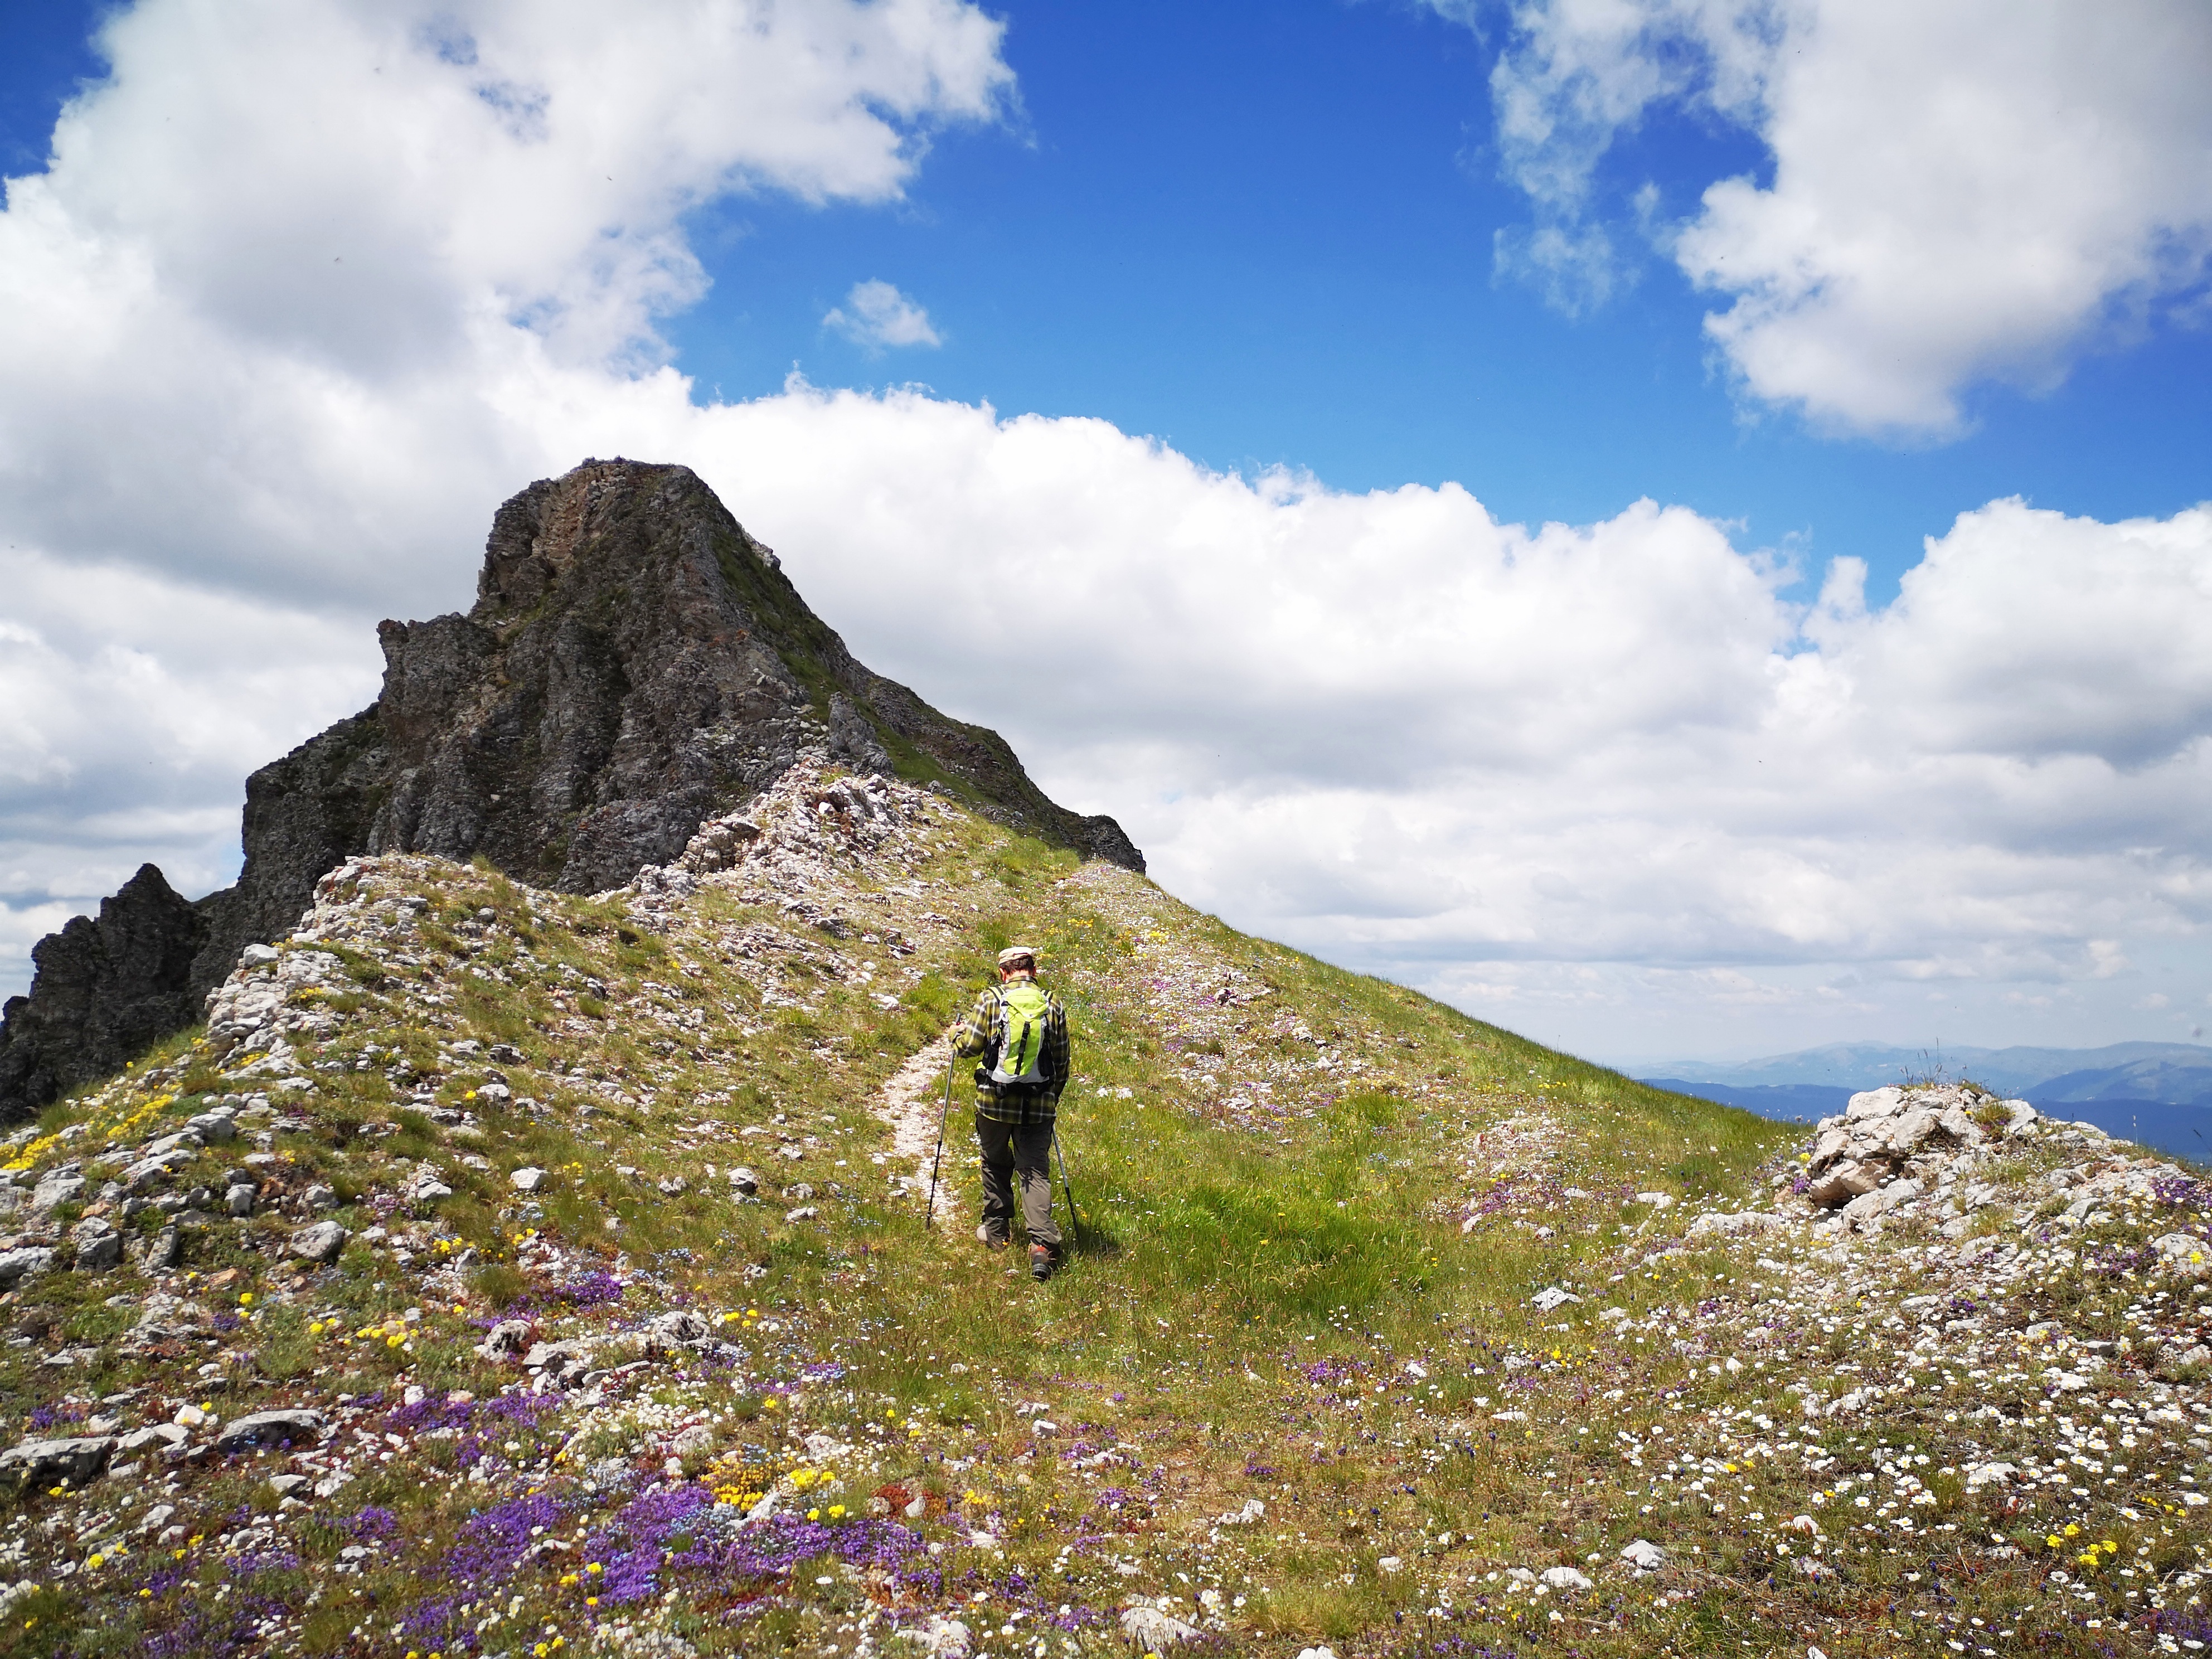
[1060, 1214, 1121, 1259]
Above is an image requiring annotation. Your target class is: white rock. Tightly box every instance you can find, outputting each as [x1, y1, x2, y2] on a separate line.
[1846, 1086, 1905, 1121]
[402, 1166, 453, 1203]
[1619, 1538, 1666, 1573]
[1119, 1605, 1202, 1648]
[1377, 1555, 1403, 1574]
[1531, 1287, 1580, 1312]
[1634, 1191, 1674, 1209]
[2153, 1234, 2208, 1274]
[1687, 1211, 1784, 1238]
[30, 1171, 85, 1212]
[510, 1166, 547, 1193]
[1540, 1565, 1594, 1592]
[902, 1615, 971, 1657]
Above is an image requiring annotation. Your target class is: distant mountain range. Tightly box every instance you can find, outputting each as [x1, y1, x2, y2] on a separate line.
[1641, 1040, 2212, 1102]
[1635, 1040, 2212, 1163]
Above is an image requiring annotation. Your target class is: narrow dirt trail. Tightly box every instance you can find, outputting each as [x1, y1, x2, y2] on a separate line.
[879, 1035, 966, 1230]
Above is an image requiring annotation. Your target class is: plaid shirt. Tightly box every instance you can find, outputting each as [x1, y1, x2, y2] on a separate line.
[952, 976, 1070, 1124]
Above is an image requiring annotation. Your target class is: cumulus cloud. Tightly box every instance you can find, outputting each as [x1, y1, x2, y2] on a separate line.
[659, 391, 2212, 1022]
[823, 279, 944, 350]
[1, 0, 2207, 1062]
[1452, 0, 2212, 435]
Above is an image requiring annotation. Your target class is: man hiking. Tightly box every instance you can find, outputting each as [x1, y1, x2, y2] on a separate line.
[951, 944, 1071, 1281]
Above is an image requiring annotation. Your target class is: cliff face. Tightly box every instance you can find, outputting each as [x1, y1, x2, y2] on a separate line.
[0, 866, 210, 1118]
[1, 459, 1141, 1124]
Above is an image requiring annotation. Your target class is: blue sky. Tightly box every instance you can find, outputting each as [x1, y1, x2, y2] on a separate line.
[1, 0, 2208, 1062]
[9, 0, 2203, 601]
[660, 0, 2212, 603]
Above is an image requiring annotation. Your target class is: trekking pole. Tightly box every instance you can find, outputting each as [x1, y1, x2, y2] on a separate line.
[1051, 1121, 1082, 1253]
[924, 1055, 953, 1229]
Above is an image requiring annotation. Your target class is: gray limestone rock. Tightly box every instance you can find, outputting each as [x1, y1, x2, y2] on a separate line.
[522, 1341, 593, 1385]
[215, 1410, 324, 1451]
[478, 1319, 532, 1361]
[646, 1311, 709, 1346]
[0, 1246, 56, 1289]
[74, 1229, 122, 1273]
[31, 1170, 84, 1211]
[289, 1221, 350, 1264]
[0, 1435, 115, 1489]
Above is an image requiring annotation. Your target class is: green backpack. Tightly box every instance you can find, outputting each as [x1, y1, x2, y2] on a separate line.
[989, 981, 1055, 1087]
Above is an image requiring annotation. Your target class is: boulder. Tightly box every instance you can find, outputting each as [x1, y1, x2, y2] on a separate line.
[522, 1340, 593, 1385]
[477, 1319, 533, 1361]
[646, 1311, 709, 1345]
[0, 1435, 115, 1489]
[31, 1170, 85, 1211]
[1118, 1605, 1202, 1648]
[0, 1246, 56, 1289]
[509, 1165, 547, 1193]
[215, 1410, 324, 1451]
[1540, 1565, 1595, 1592]
[1620, 1539, 1666, 1573]
[289, 1221, 350, 1264]
[1807, 1160, 1881, 1207]
[401, 1166, 453, 1203]
[1846, 1086, 1906, 1122]
[2152, 1233, 2208, 1275]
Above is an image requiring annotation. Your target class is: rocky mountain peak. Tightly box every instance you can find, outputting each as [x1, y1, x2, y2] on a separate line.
[0, 460, 1140, 1124]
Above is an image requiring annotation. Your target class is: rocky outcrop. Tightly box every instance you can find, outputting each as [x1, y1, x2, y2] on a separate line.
[1794, 1081, 2055, 1234]
[0, 866, 211, 1122]
[2, 460, 1142, 1124]
[208, 458, 1141, 931]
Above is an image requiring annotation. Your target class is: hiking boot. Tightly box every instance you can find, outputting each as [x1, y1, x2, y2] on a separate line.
[1029, 1243, 1057, 1282]
[976, 1223, 1009, 1251]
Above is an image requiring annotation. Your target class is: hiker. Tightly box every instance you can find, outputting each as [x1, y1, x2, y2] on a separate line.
[952, 944, 1070, 1280]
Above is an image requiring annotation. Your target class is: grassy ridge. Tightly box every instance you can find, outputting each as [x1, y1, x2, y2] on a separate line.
[3, 774, 2199, 1656]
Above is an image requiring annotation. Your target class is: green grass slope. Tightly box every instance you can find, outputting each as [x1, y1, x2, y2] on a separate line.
[3, 759, 2211, 1658]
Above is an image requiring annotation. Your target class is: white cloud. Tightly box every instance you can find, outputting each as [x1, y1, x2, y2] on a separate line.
[673, 396, 2212, 1012]
[1454, 0, 2212, 435]
[2, 0, 2209, 1065]
[823, 279, 944, 350]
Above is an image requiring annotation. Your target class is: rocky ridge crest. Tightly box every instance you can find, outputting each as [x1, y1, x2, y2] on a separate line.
[0, 460, 1141, 1125]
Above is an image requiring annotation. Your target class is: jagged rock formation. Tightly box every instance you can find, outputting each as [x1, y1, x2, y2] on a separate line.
[0, 866, 211, 1119]
[0, 459, 1141, 1124]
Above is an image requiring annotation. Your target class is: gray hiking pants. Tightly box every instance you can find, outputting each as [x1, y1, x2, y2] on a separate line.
[975, 1110, 1061, 1249]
